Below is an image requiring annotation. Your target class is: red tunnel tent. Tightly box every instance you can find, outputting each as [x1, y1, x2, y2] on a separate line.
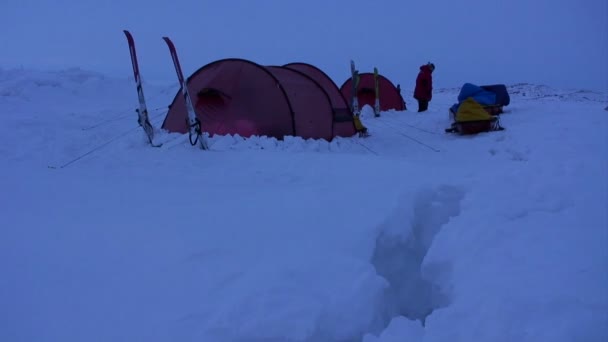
[339, 72, 406, 112]
[283, 62, 356, 137]
[162, 58, 357, 141]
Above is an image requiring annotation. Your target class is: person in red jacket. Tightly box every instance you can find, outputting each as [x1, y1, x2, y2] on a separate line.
[414, 62, 435, 112]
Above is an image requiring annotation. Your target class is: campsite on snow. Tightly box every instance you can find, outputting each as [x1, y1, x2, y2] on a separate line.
[1, 2, 607, 341]
[125, 31, 511, 152]
[1, 37, 606, 341]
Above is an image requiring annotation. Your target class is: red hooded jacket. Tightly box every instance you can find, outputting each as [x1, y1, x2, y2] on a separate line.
[414, 65, 433, 101]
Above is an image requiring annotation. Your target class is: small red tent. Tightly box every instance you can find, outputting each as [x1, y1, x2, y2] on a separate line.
[162, 58, 357, 141]
[339, 72, 406, 112]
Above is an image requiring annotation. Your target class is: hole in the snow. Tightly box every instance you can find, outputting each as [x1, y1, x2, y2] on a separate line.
[371, 185, 464, 328]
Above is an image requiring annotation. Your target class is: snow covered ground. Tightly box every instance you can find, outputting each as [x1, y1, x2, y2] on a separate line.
[1, 68, 606, 342]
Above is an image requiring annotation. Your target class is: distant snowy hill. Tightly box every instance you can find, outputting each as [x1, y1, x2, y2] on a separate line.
[1, 67, 606, 342]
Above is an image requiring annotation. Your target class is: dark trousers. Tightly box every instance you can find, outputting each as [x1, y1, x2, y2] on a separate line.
[417, 99, 429, 112]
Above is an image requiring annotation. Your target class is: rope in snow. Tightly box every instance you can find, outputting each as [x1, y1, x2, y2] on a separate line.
[81, 106, 167, 130]
[378, 115, 439, 135]
[48, 126, 141, 169]
[373, 120, 441, 153]
[354, 139, 378, 155]
[402, 123, 438, 135]
[397, 131, 441, 152]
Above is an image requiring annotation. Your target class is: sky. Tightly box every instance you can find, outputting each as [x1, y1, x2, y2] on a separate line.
[1, 0, 607, 92]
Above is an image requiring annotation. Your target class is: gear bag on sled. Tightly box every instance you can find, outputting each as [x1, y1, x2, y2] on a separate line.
[446, 97, 504, 135]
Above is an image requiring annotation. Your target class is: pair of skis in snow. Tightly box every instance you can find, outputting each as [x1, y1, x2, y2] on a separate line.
[349, 60, 380, 118]
[123, 30, 208, 150]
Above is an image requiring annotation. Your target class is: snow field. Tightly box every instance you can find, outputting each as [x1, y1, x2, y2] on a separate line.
[1, 68, 606, 342]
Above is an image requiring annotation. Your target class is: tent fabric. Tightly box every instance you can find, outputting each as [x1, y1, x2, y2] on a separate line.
[339, 73, 406, 112]
[265, 66, 333, 141]
[283, 62, 356, 138]
[481, 84, 510, 106]
[457, 83, 497, 105]
[162, 58, 357, 141]
[450, 82, 511, 114]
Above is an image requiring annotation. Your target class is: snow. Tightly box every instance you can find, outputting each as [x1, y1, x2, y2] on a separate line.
[1, 68, 607, 342]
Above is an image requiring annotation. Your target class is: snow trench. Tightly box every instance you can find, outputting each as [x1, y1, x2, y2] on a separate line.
[370, 185, 464, 331]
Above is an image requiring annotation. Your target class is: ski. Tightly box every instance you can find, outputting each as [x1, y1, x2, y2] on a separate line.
[162, 36, 209, 150]
[373, 67, 380, 117]
[123, 30, 161, 147]
[350, 60, 361, 117]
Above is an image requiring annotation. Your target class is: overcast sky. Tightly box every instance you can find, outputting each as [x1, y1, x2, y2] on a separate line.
[1, 0, 606, 92]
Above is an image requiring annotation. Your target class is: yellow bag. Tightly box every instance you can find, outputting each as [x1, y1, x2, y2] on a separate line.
[353, 115, 366, 132]
[456, 97, 494, 122]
